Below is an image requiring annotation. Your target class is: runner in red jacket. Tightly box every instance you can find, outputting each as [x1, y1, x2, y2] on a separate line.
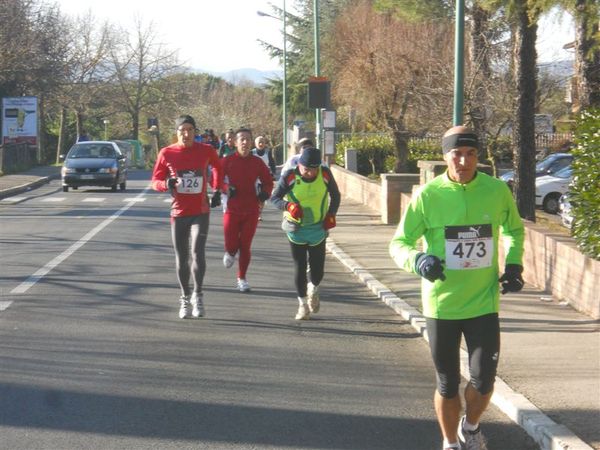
[215, 127, 273, 292]
[151, 115, 222, 319]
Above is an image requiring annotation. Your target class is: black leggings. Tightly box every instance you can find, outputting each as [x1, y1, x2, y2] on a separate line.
[171, 214, 209, 297]
[289, 239, 326, 297]
[426, 313, 500, 398]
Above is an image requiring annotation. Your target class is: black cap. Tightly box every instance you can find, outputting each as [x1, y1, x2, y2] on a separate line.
[298, 147, 322, 168]
[175, 115, 196, 130]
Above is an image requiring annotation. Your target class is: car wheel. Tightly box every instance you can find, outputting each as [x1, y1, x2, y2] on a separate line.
[73, 186, 78, 190]
[62, 185, 69, 192]
[119, 181, 126, 191]
[543, 193, 561, 214]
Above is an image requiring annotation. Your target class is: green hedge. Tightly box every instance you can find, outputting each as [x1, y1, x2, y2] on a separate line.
[335, 134, 441, 178]
[571, 109, 600, 260]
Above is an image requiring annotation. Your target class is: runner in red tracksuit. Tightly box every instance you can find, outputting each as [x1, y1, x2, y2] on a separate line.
[217, 127, 273, 292]
[151, 115, 222, 319]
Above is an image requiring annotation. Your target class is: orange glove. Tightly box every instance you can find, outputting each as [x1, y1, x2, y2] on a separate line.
[286, 202, 303, 221]
[323, 213, 336, 230]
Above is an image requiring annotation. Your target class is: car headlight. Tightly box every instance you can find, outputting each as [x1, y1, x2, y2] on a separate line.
[99, 166, 118, 174]
[62, 166, 76, 175]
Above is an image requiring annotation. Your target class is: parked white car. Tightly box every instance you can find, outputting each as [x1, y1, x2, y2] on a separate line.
[558, 193, 574, 228]
[535, 166, 572, 214]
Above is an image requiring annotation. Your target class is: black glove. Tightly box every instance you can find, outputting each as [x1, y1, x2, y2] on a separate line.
[228, 185, 237, 199]
[166, 177, 178, 189]
[210, 190, 221, 208]
[257, 191, 270, 202]
[415, 253, 446, 282]
[499, 264, 524, 294]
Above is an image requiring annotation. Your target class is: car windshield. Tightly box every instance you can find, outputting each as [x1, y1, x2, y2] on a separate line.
[68, 144, 116, 159]
[553, 166, 572, 179]
[536, 154, 567, 172]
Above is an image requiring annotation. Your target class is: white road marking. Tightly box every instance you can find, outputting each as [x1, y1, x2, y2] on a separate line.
[10, 189, 150, 295]
[123, 197, 146, 202]
[82, 197, 105, 202]
[0, 301, 13, 311]
[1, 197, 28, 203]
[41, 197, 66, 202]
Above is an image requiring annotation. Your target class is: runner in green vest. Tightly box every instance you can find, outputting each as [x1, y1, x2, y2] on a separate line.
[389, 125, 525, 450]
[271, 147, 341, 320]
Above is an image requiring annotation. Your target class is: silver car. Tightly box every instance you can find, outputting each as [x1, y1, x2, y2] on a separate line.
[61, 141, 128, 192]
[558, 193, 574, 229]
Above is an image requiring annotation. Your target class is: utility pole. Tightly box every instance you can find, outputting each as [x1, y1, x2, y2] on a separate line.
[453, 0, 465, 125]
[313, 0, 322, 149]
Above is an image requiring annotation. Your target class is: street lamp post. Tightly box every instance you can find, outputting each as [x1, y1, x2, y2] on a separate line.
[453, 0, 465, 125]
[257, 2, 288, 163]
[313, 0, 321, 150]
[103, 119, 110, 140]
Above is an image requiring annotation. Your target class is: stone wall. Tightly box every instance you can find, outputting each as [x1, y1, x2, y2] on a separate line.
[330, 164, 600, 319]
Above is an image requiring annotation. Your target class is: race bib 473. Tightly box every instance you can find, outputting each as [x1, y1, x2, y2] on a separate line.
[444, 224, 493, 270]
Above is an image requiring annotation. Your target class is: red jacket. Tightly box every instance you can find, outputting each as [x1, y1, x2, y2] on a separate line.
[221, 152, 273, 214]
[151, 142, 222, 217]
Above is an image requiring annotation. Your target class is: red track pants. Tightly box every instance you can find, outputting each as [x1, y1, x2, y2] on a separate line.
[223, 210, 259, 279]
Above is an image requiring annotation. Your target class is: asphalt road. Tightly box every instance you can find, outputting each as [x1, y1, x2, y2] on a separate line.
[0, 170, 538, 449]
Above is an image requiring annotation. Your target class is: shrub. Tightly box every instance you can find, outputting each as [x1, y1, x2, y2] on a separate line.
[570, 108, 600, 260]
[335, 135, 395, 177]
[336, 134, 442, 176]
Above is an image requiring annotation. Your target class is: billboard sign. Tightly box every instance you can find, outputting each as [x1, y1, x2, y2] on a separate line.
[2, 96, 38, 145]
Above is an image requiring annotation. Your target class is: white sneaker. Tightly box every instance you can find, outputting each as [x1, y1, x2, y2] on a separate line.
[307, 283, 320, 313]
[223, 252, 235, 268]
[237, 278, 251, 292]
[190, 292, 204, 318]
[458, 416, 487, 450]
[295, 303, 310, 320]
[178, 296, 191, 319]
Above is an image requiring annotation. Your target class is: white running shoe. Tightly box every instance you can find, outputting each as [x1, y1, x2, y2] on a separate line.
[295, 303, 310, 320]
[179, 296, 191, 319]
[237, 278, 251, 292]
[458, 416, 487, 450]
[190, 292, 204, 318]
[307, 282, 320, 313]
[223, 252, 235, 268]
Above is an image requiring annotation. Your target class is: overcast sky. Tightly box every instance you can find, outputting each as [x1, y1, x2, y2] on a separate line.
[54, 0, 575, 73]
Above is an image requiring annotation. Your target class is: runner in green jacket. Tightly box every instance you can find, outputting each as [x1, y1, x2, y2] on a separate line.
[389, 125, 525, 450]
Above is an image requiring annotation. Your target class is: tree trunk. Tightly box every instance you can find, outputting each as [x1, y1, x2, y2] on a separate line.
[56, 107, 67, 164]
[37, 94, 46, 164]
[575, 0, 600, 109]
[75, 111, 84, 139]
[132, 110, 140, 140]
[469, 5, 491, 162]
[512, 1, 538, 222]
[392, 130, 410, 173]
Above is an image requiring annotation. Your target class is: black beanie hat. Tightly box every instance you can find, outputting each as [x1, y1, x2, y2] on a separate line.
[299, 147, 322, 168]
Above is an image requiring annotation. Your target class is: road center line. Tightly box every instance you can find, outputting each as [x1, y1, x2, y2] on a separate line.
[10, 188, 150, 295]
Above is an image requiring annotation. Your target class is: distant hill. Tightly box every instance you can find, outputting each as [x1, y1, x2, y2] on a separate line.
[539, 59, 574, 82]
[192, 67, 283, 85]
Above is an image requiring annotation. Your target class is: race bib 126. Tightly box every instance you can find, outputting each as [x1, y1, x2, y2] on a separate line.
[177, 170, 203, 194]
[444, 224, 493, 270]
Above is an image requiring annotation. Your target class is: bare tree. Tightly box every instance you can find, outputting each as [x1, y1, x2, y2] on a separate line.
[108, 16, 181, 140]
[53, 12, 113, 161]
[328, 0, 454, 171]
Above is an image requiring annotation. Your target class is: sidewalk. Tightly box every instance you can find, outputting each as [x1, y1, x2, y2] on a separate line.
[0, 165, 61, 199]
[329, 200, 599, 450]
[1, 166, 599, 450]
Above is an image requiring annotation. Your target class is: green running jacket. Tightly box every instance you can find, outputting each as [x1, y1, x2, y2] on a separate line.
[389, 171, 525, 320]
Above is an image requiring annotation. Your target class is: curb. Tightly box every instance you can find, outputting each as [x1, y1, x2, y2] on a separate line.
[0, 174, 58, 200]
[326, 238, 593, 450]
